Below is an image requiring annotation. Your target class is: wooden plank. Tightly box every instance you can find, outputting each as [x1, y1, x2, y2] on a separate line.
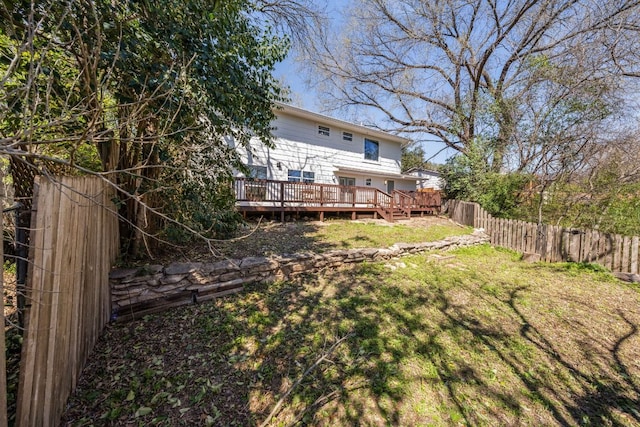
[594, 231, 604, 266]
[529, 222, 537, 254]
[545, 225, 552, 262]
[505, 219, 511, 250]
[622, 236, 631, 273]
[553, 226, 564, 262]
[15, 180, 41, 425]
[509, 220, 515, 251]
[54, 178, 80, 420]
[29, 177, 61, 426]
[69, 181, 86, 392]
[567, 230, 579, 263]
[614, 234, 623, 272]
[604, 233, 613, 270]
[583, 229, 592, 262]
[631, 236, 639, 274]
[43, 176, 69, 424]
[0, 171, 8, 426]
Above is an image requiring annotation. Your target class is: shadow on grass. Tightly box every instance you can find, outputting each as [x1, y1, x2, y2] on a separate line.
[62, 249, 640, 426]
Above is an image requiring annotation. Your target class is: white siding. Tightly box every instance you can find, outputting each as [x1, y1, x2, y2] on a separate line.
[238, 112, 404, 193]
[409, 170, 443, 190]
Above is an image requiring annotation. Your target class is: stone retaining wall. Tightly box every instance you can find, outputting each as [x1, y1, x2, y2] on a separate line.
[110, 231, 489, 321]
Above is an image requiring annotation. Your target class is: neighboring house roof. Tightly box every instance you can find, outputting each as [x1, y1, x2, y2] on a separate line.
[275, 102, 410, 146]
[404, 167, 442, 176]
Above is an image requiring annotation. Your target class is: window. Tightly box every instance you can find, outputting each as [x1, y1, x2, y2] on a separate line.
[318, 125, 330, 136]
[364, 138, 379, 161]
[288, 169, 301, 182]
[365, 178, 372, 186]
[247, 165, 267, 179]
[342, 131, 353, 141]
[288, 170, 315, 183]
[303, 171, 315, 183]
[339, 176, 356, 186]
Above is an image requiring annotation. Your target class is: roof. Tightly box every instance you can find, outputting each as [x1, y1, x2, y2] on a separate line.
[274, 102, 411, 146]
[404, 167, 442, 176]
[334, 166, 424, 181]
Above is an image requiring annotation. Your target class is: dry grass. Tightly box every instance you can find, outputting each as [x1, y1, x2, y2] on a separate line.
[62, 245, 640, 426]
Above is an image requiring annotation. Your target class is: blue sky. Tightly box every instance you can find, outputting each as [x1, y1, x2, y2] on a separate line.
[270, 1, 456, 165]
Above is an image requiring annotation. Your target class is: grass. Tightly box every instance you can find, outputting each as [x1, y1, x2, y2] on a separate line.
[159, 217, 472, 261]
[62, 245, 640, 426]
[311, 221, 471, 250]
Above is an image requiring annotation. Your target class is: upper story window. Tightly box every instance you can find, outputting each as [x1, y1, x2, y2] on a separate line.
[342, 132, 353, 141]
[364, 138, 379, 161]
[318, 125, 330, 136]
[247, 165, 267, 179]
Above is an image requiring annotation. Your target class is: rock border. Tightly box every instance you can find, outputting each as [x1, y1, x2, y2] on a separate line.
[110, 230, 489, 322]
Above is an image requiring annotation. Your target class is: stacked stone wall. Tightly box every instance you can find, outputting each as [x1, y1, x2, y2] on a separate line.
[110, 231, 489, 321]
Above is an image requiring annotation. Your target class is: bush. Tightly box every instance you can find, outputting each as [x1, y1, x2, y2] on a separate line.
[442, 140, 531, 218]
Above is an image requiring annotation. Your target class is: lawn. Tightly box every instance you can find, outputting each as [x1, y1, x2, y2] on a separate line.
[159, 217, 471, 261]
[62, 244, 640, 426]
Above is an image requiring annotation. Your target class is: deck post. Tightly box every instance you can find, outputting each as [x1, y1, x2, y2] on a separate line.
[352, 211, 356, 220]
[280, 182, 285, 222]
[320, 186, 324, 206]
[320, 212, 324, 222]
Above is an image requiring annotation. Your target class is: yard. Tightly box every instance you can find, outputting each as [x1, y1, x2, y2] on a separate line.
[61, 220, 640, 426]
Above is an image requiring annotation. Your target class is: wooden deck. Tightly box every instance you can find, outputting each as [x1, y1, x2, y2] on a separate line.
[234, 178, 441, 222]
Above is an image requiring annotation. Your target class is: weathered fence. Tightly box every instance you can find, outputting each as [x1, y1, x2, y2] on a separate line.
[16, 176, 119, 426]
[1, 171, 8, 426]
[448, 199, 640, 274]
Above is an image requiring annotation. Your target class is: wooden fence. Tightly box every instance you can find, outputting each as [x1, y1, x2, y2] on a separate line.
[16, 176, 119, 426]
[448, 199, 640, 274]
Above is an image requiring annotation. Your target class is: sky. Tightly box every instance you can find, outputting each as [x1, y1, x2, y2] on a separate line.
[270, 1, 456, 165]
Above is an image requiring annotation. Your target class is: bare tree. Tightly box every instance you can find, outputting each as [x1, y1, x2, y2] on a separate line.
[307, 0, 640, 171]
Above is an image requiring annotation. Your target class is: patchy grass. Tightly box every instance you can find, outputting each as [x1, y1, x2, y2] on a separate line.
[63, 245, 640, 426]
[312, 220, 470, 250]
[154, 216, 470, 261]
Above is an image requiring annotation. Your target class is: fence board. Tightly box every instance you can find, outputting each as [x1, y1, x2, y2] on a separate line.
[0, 176, 7, 425]
[16, 176, 119, 426]
[447, 200, 640, 274]
[632, 237, 639, 274]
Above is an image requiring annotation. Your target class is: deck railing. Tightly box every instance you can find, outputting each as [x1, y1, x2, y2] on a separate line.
[394, 190, 441, 209]
[234, 178, 440, 220]
[234, 178, 393, 207]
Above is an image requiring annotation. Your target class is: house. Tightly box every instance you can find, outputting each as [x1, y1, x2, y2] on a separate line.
[237, 102, 420, 192]
[232, 102, 441, 221]
[404, 167, 444, 191]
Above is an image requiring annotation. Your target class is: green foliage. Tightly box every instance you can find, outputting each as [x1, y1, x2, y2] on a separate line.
[1, 0, 289, 250]
[540, 179, 640, 236]
[441, 139, 531, 217]
[163, 178, 243, 243]
[401, 145, 441, 172]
